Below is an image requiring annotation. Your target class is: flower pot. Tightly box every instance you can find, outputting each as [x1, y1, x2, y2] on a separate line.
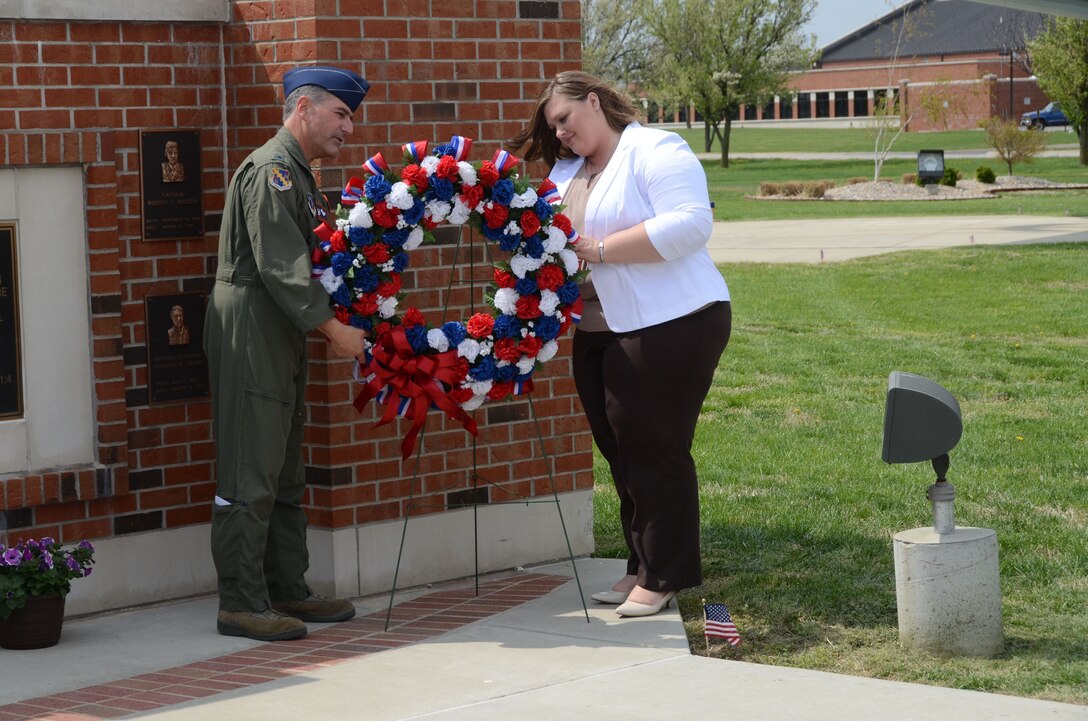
[0, 594, 66, 649]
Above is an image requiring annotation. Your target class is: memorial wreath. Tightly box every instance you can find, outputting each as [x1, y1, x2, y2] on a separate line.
[311, 136, 586, 459]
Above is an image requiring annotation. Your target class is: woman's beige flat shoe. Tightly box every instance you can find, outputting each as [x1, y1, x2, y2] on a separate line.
[590, 590, 630, 604]
[616, 591, 676, 617]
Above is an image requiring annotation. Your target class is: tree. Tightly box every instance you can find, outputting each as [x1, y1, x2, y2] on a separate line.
[582, 0, 654, 87]
[639, 0, 817, 167]
[857, 4, 967, 181]
[1030, 17, 1088, 166]
[868, 4, 929, 181]
[643, 51, 692, 127]
[980, 117, 1047, 175]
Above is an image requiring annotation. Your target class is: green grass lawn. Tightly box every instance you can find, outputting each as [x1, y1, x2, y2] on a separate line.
[672, 125, 1080, 154]
[703, 157, 1087, 221]
[591, 243, 1088, 704]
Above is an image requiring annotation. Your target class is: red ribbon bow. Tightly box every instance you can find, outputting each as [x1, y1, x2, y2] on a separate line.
[313, 220, 336, 242]
[353, 325, 478, 460]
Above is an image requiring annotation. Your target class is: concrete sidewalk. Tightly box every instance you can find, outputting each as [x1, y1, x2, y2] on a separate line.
[707, 214, 1088, 264]
[2, 559, 1086, 720]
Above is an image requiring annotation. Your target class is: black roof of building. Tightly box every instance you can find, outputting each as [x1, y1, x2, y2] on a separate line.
[818, 0, 1048, 63]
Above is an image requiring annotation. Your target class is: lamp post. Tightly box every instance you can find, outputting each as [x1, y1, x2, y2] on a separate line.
[882, 371, 1003, 657]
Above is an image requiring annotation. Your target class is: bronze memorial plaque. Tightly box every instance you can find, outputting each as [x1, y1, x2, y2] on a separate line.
[0, 224, 22, 419]
[145, 292, 210, 403]
[139, 129, 204, 241]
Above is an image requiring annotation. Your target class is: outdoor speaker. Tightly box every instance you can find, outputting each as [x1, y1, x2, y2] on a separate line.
[882, 371, 962, 464]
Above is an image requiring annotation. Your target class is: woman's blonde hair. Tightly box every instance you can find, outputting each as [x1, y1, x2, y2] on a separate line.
[508, 71, 640, 166]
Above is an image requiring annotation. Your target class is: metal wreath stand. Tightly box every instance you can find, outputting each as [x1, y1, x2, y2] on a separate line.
[382, 225, 590, 631]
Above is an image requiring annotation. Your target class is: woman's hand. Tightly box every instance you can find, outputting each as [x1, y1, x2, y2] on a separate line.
[570, 224, 665, 266]
[572, 235, 599, 264]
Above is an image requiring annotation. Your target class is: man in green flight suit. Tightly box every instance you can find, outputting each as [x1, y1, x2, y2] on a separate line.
[204, 66, 371, 641]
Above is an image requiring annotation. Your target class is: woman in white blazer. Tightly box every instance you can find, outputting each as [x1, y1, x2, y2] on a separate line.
[511, 72, 732, 617]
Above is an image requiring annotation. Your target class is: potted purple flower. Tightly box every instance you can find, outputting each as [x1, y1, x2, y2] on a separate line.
[0, 537, 95, 649]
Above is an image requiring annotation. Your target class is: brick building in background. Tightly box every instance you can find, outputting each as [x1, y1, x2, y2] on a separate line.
[742, 0, 1053, 131]
[0, 0, 591, 616]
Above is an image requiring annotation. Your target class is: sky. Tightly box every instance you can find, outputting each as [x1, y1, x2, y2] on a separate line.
[803, 0, 906, 47]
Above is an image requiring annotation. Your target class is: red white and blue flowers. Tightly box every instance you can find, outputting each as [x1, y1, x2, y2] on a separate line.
[311, 136, 585, 458]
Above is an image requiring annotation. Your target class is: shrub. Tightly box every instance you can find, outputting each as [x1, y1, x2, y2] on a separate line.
[804, 180, 835, 198]
[847, 176, 869, 185]
[902, 173, 918, 185]
[976, 165, 996, 183]
[980, 117, 1046, 175]
[759, 180, 835, 198]
[940, 166, 958, 187]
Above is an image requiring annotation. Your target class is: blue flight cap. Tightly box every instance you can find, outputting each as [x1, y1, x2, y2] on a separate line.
[282, 66, 370, 112]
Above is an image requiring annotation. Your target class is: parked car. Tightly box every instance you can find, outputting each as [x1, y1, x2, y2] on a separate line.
[1020, 102, 1069, 128]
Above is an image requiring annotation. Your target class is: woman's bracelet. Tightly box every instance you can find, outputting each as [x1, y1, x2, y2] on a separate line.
[597, 239, 605, 263]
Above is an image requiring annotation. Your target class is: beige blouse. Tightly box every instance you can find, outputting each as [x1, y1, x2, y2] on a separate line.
[560, 163, 609, 332]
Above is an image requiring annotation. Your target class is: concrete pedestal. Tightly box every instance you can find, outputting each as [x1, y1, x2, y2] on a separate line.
[892, 526, 1003, 657]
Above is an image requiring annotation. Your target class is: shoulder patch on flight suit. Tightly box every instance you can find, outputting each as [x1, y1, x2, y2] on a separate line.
[269, 167, 293, 191]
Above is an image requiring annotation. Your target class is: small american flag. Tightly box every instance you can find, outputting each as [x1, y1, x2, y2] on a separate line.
[704, 603, 741, 646]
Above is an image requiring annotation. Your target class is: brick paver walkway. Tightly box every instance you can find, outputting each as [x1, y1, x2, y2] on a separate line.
[0, 573, 569, 721]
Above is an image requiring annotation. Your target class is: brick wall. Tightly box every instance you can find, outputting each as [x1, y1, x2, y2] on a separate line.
[1, 1, 591, 555]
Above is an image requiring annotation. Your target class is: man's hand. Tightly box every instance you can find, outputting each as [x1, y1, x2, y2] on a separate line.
[317, 317, 368, 359]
